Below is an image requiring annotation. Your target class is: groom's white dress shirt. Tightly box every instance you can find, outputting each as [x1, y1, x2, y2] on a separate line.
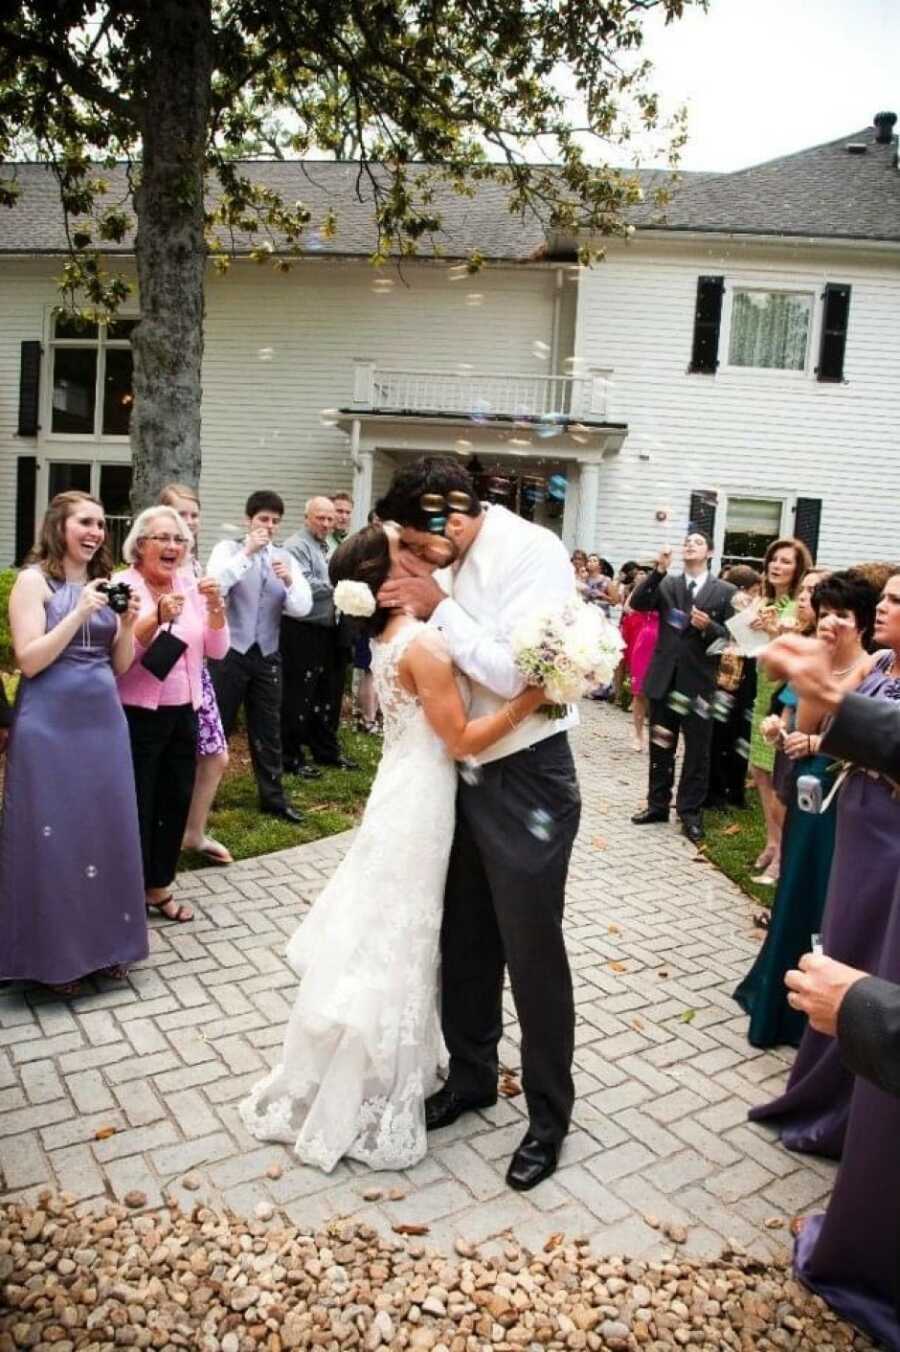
[431, 505, 578, 765]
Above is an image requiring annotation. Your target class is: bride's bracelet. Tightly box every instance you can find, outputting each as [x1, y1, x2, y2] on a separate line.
[504, 706, 521, 733]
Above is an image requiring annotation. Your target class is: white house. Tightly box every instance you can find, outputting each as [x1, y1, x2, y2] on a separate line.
[1, 111, 898, 573]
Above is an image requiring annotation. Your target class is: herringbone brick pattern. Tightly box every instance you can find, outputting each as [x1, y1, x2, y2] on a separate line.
[0, 703, 831, 1260]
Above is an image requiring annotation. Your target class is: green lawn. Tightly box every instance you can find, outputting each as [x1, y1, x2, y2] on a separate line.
[700, 789, 777, 909]
[179, 727, 381, 870]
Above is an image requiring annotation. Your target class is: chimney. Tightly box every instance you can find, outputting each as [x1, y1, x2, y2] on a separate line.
[874, 111, 897, 144]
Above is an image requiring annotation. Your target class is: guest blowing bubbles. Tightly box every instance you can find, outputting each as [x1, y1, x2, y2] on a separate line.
[158, 484, 232, 866]
[0, 491, 148, 994]
[117, 507, 230, 924]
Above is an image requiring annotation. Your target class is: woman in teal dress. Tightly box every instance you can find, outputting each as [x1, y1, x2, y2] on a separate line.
[735, 571, 877, 1047]
[747, 540, 813, 884]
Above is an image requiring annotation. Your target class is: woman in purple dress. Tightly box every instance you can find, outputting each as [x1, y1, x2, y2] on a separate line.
[159, 485, 232, 864]
[792, 571, 900, 1351]
[0, 491, 148, 995]
[751, 580, 900, 1158]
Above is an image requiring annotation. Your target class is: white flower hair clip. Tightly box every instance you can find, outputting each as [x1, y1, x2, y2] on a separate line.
[334, 579, 377, 618]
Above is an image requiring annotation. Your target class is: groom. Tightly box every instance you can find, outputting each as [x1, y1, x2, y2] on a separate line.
[376, 458, 581, 1190]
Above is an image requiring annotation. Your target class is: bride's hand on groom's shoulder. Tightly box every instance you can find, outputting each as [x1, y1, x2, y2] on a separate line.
[378, 571, 444, 619]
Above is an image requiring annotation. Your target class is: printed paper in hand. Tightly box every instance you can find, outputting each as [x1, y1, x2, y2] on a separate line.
[725, 600, 770, 657]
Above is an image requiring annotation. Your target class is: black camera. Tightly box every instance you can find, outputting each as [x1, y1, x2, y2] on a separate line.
[100, 580, 133, 615]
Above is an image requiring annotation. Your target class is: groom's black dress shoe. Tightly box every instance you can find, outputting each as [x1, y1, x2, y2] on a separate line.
[424, 1086, 496, 1131]
[680, 815, 705, 844]
[263, 805, 304, 824]
[506, 1134, 560, 1191]
[631, 807, 669, 825]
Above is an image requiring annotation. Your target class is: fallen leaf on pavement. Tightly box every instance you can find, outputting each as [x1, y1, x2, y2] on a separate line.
[499, 1075, 522, 1098]
[607, 924, 621, 935]
[765, 1217, 785, 1229]
[722, 824, 741, 836]
[94, 1126, 117, 1141]
[680, 1008, 697, 1023]
[392, 1222, 430, 1236]
[609, 961, 626, 973]
[591, 836, 607, 849]
[543, 1232, 564, 1252]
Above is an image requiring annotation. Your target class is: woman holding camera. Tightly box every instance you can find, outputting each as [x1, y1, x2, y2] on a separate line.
[735, 570, 872, 1048]
[752, 570, 900, 1156]
[117, 506, 230, 923]
[0, 491, 148, 994]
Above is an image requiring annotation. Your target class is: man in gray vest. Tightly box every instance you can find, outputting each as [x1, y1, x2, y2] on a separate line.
[207, 491, 312, 822]
[281, 496, 357, 774]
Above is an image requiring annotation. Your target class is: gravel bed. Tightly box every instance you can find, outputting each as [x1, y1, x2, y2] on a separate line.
[0, 1193, 875, 1352]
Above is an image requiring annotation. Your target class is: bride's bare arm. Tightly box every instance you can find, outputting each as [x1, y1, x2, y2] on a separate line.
[401, 632, 545, 759]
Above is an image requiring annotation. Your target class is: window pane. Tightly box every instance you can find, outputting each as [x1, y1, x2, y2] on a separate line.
[728, 291, 811, 370]
[52, 348, 97, 433]
[723, 496, 782, 569]
[106, 318, 138, 342]
[48, 462, 91, 497]
[102, 348, 134, 435]
[99, 463, 133, 516]
[54, 314, 99, 340]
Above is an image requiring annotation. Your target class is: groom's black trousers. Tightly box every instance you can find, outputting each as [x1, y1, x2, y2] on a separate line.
[441, 731, 580, 1144]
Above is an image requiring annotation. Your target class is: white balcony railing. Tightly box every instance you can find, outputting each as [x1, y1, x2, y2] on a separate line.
[351, 360, 613, 421]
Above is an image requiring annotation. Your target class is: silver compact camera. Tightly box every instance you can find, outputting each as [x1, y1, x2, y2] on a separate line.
[797, 774, 823, 814]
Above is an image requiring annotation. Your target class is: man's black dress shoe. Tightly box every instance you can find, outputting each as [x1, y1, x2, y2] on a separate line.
[681, 817, 705, 844]
[263, 805, 304, 824]
[506, 1134, 559, 1191]
[316, 756, 359, 771]
[296, 765, 323, 780]
[424, 1086, 496, 1131]
[631, 807, 669, 825]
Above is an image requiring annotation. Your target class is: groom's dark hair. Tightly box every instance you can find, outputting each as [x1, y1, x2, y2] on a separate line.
[375, 457, 481, 532]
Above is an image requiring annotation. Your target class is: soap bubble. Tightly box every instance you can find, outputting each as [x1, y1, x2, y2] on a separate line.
[420, 493, 445, 513]
[123, 912, 131, 922]
[446, 491, 473, 512]
[666, 608, 689, 632]
[469, 399, 491, 425]
[526, 808, 554, 841]
[320, 408, 339, 427]
[427, 515, 447, 533]
[447, 263, 468, 282]
[508, 437, 532, 449]
[42, 825, 52, 837]
[735, 737, 750, 760]
[85, 865, 98, 879]
[532, 340, 550, 360]
[710, 691, 734, 723]
[459, 758, 483, 786]
[372, 276, 395, 295]
[457, 363, 474, 376]
[650, 724, 675, 748]
[257, 346, 274, 362]
[454, 438, 473, 453]
[465, 292, 484, 307]
[692, 695, 711, 721]
[666, 690, 692, 716]
[706, 638, 729, 656]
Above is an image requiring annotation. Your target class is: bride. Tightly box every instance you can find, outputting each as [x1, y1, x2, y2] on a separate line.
[240, 522, 544, 1172]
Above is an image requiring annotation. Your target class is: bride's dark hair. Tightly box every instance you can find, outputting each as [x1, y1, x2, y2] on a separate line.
[328, 524, 393, 637]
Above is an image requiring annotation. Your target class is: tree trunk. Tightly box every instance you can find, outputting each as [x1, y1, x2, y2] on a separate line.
[130, 0, 213, 510]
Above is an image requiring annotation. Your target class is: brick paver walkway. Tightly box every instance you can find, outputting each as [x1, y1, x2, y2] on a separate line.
[0, 703, 835, 1260]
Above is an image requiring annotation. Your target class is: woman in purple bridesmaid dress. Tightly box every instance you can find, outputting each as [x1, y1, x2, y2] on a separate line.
[0, 492, 148, 994]
[750, 640, 900, 1157]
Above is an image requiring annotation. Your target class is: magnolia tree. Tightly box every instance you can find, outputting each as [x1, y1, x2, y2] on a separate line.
[0, 0, 700, 506]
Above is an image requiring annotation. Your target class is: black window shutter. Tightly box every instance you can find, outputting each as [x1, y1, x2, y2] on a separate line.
[14, 456, 37, 566]
[689, 489, 718, 542]
[689, 276, 724, 373]
[17, 340, 42, 436]
[794, 498, 822, 562]
[816, 284, 851, 382]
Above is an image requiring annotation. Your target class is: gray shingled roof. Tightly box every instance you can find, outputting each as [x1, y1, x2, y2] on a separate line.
[1, 120, 897, 257]
[633, 122, 900, 242]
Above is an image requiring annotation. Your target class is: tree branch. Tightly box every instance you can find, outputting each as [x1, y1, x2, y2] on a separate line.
[0, 25, 137, 122]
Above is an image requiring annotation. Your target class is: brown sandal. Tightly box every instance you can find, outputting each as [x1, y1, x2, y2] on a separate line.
[47, 979, 83, 997]
[146, 896, 194, 924]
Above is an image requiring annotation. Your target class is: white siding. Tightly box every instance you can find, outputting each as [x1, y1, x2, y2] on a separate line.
[0, 258, 560, 564]
[575, 239, 900, 570]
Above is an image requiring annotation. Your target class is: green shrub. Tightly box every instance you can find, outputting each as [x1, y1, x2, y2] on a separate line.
[0, 569, 15, 673]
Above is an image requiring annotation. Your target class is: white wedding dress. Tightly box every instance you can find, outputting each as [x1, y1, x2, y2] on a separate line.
[240, 621, 457, 1172]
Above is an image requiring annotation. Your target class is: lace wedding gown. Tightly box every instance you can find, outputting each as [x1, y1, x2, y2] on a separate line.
[240, 622, 456, 1172]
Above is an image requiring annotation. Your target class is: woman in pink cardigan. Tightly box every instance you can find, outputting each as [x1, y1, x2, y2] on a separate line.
[118, 506, 230, 923]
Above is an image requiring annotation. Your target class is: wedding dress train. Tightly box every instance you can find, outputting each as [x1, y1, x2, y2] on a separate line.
[240, 622, 456, 1171]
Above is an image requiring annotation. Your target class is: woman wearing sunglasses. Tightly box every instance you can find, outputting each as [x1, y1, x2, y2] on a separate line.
[117, 506, 229, 923]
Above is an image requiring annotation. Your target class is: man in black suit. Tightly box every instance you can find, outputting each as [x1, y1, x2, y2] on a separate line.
[629, 531, 735, 843]
[765, 631, 900, 1096]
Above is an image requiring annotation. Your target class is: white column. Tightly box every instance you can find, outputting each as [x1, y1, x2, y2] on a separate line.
[351, 437, 374, 531]
[352, 359, 376, 407]
[575, 459, 601, 551]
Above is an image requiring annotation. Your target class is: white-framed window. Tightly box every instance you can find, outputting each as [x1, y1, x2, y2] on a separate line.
[724, 288, 814, 374]
[38, 457, 133, 560]
[48, 314, 137, 438]
[720, 494, 788, 570]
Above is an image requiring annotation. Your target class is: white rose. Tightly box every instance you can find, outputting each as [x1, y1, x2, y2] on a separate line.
[334, 579, 376, 618]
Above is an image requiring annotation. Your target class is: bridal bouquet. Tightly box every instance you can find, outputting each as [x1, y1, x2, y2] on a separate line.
[512, 596, 625, 717]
